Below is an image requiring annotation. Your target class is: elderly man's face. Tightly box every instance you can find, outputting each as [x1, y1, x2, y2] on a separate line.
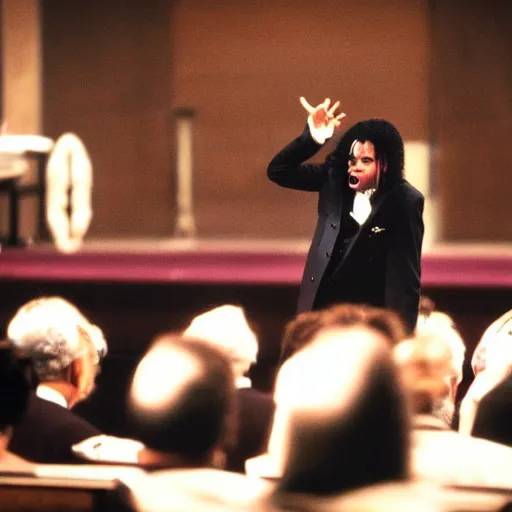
[347, 140, 380, 192]
[471, 342, 486, 376]
[472, 333, 512, 378]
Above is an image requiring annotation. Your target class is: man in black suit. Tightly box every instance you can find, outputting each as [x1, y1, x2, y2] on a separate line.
[8, 393, 101, 464]
[6, 297, 105, 463]
[268, 97, 424, 332]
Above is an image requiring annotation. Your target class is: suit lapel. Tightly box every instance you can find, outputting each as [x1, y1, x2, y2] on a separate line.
[340, 186, 396, 265]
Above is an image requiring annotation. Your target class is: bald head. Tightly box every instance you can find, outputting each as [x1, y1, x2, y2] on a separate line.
[7, 296, 107, 382]
[275, 325, 409, 496]
[128, 335, 235, 466]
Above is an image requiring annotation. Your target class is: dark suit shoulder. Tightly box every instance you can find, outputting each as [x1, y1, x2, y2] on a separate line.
[387, 181, 424, 216]
[237, 387, 275, 409]
[267, 124, 328, 192]
[398, 180, 424, 202]
[9, 394, 101, 464]
[226, 388, 275, 473]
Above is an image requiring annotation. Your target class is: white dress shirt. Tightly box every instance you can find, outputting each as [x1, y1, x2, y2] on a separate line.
[36, 385, 68, 408]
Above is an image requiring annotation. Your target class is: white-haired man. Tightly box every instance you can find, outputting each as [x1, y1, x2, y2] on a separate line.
[184, 304, 275, 473]
[460, 309, 512, 446]
[6, 296, 106, 463]
[394, 333, 512, 489]
[415, 310, 466, 426]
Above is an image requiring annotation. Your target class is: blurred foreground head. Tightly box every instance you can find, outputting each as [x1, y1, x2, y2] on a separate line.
[394, 334, 457, 422]
[274, 325, 409, 498]
[184, 304, 258, 386]
[471, 308, 512, 378]
[415, 311, 465, 385]
[128, 334, 236, 469]
[7, 296, 107, 408]
[460, 309, 512, 440]
[280, 303, 407, 365]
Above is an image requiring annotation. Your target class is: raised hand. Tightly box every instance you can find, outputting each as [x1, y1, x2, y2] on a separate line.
[299, 96, 346, 131]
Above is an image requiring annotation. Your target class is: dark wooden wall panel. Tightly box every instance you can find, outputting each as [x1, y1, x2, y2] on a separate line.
[42, 0, 174, 237]
[431, 0, 512, 241]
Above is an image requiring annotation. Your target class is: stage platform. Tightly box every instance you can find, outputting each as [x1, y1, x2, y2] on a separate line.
[1, 238, 512, 288]
[0, 238, 511, 436]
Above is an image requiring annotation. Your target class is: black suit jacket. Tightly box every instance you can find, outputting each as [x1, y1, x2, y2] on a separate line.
[9, 393, 101, 464]
[471, 374, 512, 448]
[268, 126, 424, 332]
[226, 387, 275, 473]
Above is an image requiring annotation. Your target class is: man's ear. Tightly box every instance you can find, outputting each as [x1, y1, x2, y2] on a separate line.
[70, 357, 85, 391]
[69, 356, 90, 407]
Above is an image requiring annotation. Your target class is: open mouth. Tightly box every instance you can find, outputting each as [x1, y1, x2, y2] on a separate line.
[349, 175, 359, 186]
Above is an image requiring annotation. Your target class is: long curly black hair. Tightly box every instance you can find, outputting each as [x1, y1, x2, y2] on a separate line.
[325, 119, 405, 192]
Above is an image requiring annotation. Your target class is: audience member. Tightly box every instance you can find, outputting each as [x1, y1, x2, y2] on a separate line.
[0, 340, 34, 472]
[325, 303, 407, 345]
[128, 334, 235, 469]
[414, 309, 466, 426]
[183, 304, 275, 472]
[6, 296, 106, 463]
[470, 308, 512, 380]
[269, 325, 409, 507]
[127, 334, 272, 511]
[279, 303, 406, 367]
[279, 310, 326, 365]
[248, 304, 407, 478]
[394, 334, 512, 489]
[463, 309, 512, 447]
[248, 324, 409, 490]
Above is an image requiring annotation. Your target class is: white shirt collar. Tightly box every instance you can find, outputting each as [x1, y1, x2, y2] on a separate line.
[350, 188, 376, 225]
[36, 385, 68, 408]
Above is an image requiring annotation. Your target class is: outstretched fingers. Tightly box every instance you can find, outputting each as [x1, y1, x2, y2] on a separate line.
[299, 96, 316, 114]
[327, 101, 340, 116]
[333, 112, 346, 127]
[300, 95, 346, 128]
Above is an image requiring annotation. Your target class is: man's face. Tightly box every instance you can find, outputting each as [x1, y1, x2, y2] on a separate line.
[471, 341, 486, 376]
[347, 140, 380, 192]
[472, 333, 512, 377]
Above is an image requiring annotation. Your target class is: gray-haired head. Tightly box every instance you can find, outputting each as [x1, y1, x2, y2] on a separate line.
[7, 296, 107, 382]
[183, 305, 258, 384]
